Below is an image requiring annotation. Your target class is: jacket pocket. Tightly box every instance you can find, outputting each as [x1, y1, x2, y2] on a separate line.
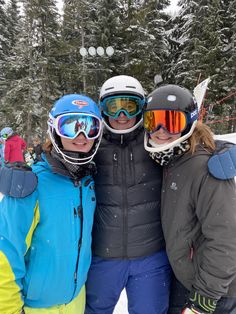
[24, 248, 47, 301]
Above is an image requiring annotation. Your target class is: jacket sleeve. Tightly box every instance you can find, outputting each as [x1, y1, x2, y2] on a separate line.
[193, 174, 236, 299]
[0, 192, 39, 314]
[21, 139, 27, 152]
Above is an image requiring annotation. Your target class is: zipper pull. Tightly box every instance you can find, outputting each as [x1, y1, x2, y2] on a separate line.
[190, 247, 194, 260]
[130, 152, 133, 161]
[113, 153, 117, 161]
[120, 134, 123, 145]
[74, 271, 77, 283]
[77, 205, 82, 218]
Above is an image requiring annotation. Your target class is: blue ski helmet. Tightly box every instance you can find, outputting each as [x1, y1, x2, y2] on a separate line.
[48, 94, 103, 165]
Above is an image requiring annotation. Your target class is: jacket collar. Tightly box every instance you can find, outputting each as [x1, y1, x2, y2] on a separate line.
[103, 126, 143, 146]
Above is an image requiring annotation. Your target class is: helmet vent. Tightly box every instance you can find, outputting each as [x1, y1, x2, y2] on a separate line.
[105, 87, 114, 91]
[167, 95, 177, 101]
[126, 85, 136, 89]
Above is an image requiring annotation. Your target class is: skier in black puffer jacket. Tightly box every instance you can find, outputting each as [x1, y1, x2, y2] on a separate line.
[85, 75, 172, 314]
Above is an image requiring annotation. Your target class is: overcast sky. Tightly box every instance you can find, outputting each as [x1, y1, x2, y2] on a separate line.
[56, 0, 180, 14]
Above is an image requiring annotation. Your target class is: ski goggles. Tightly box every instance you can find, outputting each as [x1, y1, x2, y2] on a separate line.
[53, 113, 102, 140]
[143, 109, 198, 135]
[101, 95, 144, 119]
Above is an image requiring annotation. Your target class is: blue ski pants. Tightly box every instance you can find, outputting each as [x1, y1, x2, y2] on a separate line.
[85, 250, 172, 314]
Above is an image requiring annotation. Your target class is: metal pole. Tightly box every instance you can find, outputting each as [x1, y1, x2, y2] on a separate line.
[95, 55, 99, 101]
[81, 28, 86, 93]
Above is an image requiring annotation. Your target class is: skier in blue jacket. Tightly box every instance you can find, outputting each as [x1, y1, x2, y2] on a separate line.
[0, 94, 103, 314]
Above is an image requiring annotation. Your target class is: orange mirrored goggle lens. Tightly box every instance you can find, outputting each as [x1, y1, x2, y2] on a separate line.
[143, 109, 187, 134]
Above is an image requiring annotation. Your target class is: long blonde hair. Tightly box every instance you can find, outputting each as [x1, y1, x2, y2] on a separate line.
[189, 122, 215, 154]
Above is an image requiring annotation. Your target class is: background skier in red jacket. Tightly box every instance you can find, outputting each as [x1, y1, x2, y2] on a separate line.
[0, 127, 27, 163]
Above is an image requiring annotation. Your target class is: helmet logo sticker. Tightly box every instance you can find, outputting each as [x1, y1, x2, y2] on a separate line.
[167, 95, 176, 101]
[72, 100, 89, 108]
[190, 109, 198, 118]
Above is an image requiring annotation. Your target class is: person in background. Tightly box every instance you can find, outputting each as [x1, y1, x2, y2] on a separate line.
[0, 127, 27, 164]
[32, 136, 43, 161]
[143, 84, 236, 314]
[0, 94, 103, 314]
[0, 137, 4, 167]
[24, 146, 36, 166]
[85, 75, 172, 314]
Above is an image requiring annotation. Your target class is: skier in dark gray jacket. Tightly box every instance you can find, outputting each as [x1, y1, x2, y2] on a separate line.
[144, 84, 236, 314]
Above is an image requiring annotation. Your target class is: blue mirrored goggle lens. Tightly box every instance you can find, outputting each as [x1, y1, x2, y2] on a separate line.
[57, 115, 100, 139]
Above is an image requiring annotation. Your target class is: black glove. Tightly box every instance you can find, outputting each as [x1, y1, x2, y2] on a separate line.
[183, 291, 218, 314]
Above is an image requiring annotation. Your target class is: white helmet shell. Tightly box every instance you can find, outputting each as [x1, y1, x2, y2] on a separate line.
[100, 75, 145, 100]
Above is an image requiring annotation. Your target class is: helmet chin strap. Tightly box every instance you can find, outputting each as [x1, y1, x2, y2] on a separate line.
[48, 129, 102, 165]
[144, 121, 197, 153]
[103, 117, 143, 134]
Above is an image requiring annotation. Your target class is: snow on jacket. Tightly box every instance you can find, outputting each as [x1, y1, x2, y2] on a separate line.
[0, 156, 96, 313]
[161, 145, 236, 299]
[92, 126, 165, 259]
[4, 134, 27, 163]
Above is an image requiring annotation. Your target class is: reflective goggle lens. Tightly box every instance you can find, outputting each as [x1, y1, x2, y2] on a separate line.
[103, 96, 142, 118]
[56, 114, 101, 139]
[143, 109, 187, 134]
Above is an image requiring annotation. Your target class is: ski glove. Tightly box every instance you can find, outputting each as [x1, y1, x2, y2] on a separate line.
[182, 291, 217, 314]
[0, 162, 37, 197]
[208, 140, 236, 180]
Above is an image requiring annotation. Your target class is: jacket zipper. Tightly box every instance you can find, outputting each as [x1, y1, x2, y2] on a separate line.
[71, 181, 83, 301]
[121, 148, 128, 258]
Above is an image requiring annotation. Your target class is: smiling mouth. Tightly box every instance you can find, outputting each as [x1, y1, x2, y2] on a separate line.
[73, 142, 87, 145]
[156, 136, 172, 141]
[116, 120, 129, 123]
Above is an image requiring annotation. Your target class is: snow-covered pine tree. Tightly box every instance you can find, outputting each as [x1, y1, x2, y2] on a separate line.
[139, 0, 170, 90]
[1, 0, 61, 140]
[0, 0, 11, 98]
[93, 0, 121, 95]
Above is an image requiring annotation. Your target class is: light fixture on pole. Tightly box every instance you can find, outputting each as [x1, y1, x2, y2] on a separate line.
[79, 46, 115, 97]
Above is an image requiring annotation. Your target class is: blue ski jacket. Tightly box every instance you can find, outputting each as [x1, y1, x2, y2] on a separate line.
[0, 157, 96, 313]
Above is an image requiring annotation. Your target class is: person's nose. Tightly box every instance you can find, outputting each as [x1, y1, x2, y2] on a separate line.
[157, 126, 168, 134]
[76, 132, 86, 139]
[118, 112, 126, 118]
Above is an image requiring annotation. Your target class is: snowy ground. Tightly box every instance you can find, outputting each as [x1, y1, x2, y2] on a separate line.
[113, 132, 236, 314]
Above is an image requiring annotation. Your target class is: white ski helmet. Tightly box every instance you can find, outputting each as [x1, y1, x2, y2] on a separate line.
[99, 75, 146, 134]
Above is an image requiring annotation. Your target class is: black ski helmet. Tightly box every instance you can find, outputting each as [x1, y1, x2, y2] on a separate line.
[146, 84, 197, 114]
[144, 84, 198, 152]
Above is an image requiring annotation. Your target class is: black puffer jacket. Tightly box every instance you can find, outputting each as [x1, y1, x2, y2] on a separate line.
[93, 127, 165, 259]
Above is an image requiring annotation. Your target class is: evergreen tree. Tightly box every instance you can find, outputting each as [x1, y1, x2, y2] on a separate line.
[93, 0, 121, 96]
[1, 0, 61, 140]
[0, 0, 10, 97]
[59, 0, 100, 98]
